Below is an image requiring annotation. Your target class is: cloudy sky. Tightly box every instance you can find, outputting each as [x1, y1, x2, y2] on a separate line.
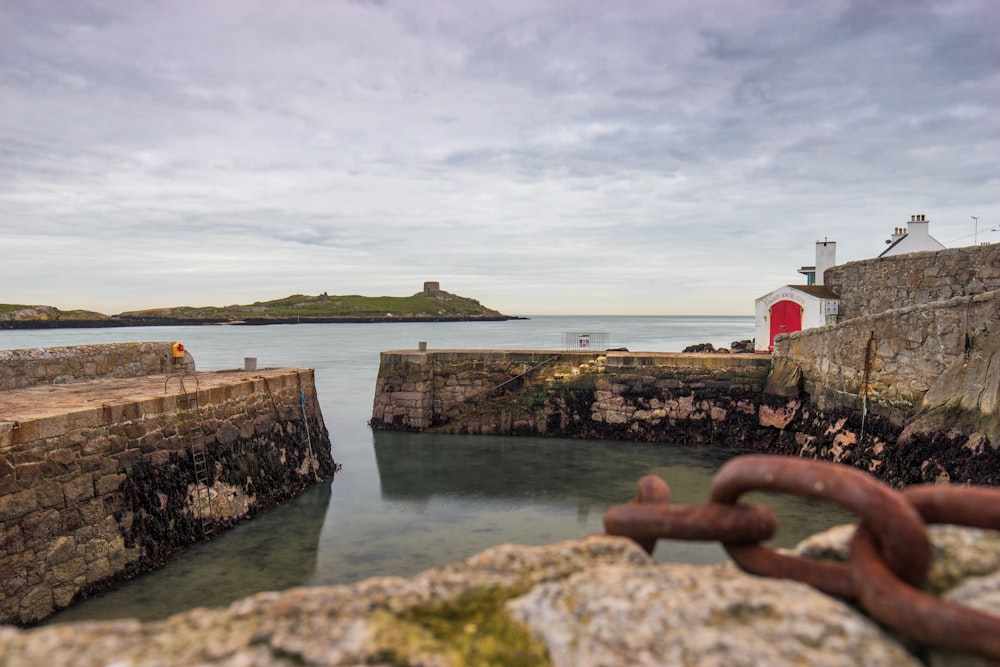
[2, 0, 997, 316]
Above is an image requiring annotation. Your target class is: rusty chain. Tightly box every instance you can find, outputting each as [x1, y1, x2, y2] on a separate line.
[603, 454, 1000, 660]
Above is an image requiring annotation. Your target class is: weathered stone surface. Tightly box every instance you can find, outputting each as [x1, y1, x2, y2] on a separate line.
[797, 523, 1000, 593]
[8, 531, 1000, 666]
[825, 245, 1000, 321]
[0, 526, 1000, 667]
[509, 563, 918, 667]
[758, 399, 800, 429]
[796, 523, 1000, 666]
[0, 343, 181, 392]
[776, 290, 998, 424]
[371, 340, 1000, 485]
[903, 318, 1000, 446]
[764, 356, 803, 397]
[931, 570, 1000, 666]
[0, 358, 338, 626]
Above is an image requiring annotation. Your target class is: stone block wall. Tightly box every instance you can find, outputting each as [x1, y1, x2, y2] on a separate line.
[370, 350, 773, 441]
[371, 350, 598, 431]
[0, 369, 336, 626]
[773, 290, 999, 422]
[824, 244, 1000, 320]
[370, 347, 1000, 486]
[370, 351, 437, 430]
[572, 354, 773, 442]
[0, 342, 185, 391]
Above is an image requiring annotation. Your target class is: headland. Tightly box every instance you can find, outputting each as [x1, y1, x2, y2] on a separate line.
[0, 282, 519, 329]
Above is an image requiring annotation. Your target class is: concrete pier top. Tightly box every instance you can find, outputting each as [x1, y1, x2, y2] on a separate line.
[0, 368, 311, 423]
[379, 348, 769, 369]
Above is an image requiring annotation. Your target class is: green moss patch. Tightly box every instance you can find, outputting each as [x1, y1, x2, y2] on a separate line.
[368, 586, 549, 667]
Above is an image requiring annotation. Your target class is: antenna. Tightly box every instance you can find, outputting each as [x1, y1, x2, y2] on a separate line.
[972, 216, 979, 244]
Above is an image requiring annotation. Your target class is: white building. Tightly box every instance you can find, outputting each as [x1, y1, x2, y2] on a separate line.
[796, 239, 836, 286]
[754, 240, 840, 353]
[879, 214, 945, 257]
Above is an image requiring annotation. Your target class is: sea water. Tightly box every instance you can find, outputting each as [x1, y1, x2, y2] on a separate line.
[0, 316, 851, 622]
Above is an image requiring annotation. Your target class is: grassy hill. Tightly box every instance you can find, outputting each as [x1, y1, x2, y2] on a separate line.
[120, 290, 511, 322]
[1, 290, 515, 328]
[0, 304, 111, 323]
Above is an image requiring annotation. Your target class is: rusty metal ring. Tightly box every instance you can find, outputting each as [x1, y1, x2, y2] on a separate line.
[604, 500, 779, 544]
[709, 455, 931, 599]
[903, 484, 1000, 527]
[848, 485, 1000, 660]
[604, 474, 778, 555]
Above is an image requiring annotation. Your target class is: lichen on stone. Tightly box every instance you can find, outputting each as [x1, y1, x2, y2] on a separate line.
[367, 585, 550, 667]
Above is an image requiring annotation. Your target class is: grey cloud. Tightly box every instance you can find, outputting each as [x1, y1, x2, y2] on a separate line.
[1, 0, 997, 315]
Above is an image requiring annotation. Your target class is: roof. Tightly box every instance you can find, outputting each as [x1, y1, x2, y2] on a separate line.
[754, 284, 840, 303]
[878, 236, 906, 257]
[786, 284, 840, 299]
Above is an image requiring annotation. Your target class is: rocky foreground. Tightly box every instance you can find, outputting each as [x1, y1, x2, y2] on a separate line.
[2, 529, 999, 666]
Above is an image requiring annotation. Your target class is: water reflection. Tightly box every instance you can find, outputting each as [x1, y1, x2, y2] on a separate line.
[373, 431, 735, 508]
[45, 482, 332, 624]
[372, 431, 854, 558]
[49, 431, 854, 625]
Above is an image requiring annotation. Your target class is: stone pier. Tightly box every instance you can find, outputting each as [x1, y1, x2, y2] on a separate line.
[0, 342, 337, 625]
[370, 349, 775, 442]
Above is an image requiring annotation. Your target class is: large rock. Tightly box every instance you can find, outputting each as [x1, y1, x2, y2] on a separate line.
[764, 356, 803, 398]
[795, 523, 1000, 667]
[1, 533, 971, 667]
[509, 562, 916, 667]
[902, 318, 1000, 447]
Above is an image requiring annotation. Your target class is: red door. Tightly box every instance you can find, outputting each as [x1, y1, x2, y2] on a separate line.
[769, 300, 802, 351]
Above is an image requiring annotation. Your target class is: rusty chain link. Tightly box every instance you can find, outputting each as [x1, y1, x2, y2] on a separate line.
[709, 455, 931, 598]
[603, 454, 1000, 660]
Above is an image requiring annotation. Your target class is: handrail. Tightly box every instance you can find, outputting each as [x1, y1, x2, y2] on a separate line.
[164, 372, 199, 397]
[438, 355, 560, 415]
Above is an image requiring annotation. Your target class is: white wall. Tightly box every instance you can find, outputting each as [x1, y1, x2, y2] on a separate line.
[754, 286, 837, 353]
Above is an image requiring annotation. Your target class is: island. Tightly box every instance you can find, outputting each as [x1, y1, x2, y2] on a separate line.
[0, 282, 519, 329]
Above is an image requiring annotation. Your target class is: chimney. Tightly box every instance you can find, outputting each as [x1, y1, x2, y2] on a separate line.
[815, 239, 836, 286]
[907, 214, 930, 239]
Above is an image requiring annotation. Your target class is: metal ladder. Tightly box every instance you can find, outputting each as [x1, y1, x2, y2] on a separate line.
[165, 373, 214, 538]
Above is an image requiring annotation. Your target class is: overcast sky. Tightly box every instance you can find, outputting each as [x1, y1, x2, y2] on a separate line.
[2, 0, 997, 316]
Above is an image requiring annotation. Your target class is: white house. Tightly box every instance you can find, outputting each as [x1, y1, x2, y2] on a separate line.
[879, 214, 945, 257]
[754, 240, 840, 353]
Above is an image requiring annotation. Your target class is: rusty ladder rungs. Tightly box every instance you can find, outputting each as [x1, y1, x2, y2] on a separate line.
[165, 374, 215, 538]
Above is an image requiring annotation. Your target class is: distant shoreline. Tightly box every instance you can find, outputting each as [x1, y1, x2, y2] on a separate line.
[0, 315, 527, 330]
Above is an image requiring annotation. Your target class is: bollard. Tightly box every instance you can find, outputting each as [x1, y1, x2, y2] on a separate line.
[244, 357, 257, 371]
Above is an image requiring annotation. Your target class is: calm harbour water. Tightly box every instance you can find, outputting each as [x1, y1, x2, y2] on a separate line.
[0, 316, 852, 623]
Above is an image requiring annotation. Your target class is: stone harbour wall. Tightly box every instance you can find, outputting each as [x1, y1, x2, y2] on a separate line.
[824, 243, 1000, 320]
[370, 350, 772, 437]
[773, 290, 999, 421]
[0, 342, 189, 391]
[371, 350, 602, 431]
[0, 368, 337, 626]
[371, 346, 1000, 486]
[373, 350, 827, 450]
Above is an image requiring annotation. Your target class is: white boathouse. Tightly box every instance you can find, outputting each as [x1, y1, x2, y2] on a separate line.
[754, 240, 840, 353]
